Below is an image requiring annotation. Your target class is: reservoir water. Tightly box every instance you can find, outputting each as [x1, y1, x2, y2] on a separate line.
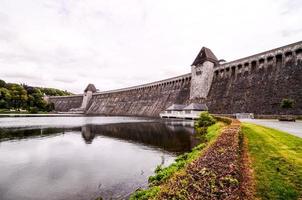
[0, 116, 199, 200]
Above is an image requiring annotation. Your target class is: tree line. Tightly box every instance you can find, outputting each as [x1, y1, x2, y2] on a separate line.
[0, 79, 72, 113]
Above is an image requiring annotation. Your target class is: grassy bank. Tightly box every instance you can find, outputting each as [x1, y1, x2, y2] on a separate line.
[130, 121, 225, 200]
[242, 123, 302, 200]
[0, 108, 48, 114]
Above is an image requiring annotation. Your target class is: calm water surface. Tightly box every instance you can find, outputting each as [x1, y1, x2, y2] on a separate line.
[0, 116, 199, 200]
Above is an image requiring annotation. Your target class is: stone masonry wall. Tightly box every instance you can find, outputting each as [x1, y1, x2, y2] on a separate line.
[49, 95, 83, 112]
[86, 74, 191, 117]
[190, 61, 215, 99]
[204, 41, 302, 115]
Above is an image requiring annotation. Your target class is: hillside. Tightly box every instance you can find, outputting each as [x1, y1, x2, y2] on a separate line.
[0, 79, 72, 113]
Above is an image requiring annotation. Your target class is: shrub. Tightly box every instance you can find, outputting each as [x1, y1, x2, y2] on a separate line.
[280, 98, 294, 109]
[195, 111, 216, 129]
[29, 107, 38, 114]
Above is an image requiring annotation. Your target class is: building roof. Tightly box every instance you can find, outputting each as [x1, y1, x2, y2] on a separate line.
[84, 84, 97, 93]
[183, 103, 208, 111]
[166, 104, 186, 111]
[191, 47, 218, 66]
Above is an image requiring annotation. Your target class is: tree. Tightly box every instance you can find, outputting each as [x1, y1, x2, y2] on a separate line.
[0, 79, 6, 88]
[0, 79, 70, 112]
[0, 99, 8, 109]
[7, 84, 28, 109]
[0, 88, 11, 108]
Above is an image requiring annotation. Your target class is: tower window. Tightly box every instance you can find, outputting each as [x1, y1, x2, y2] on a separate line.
[196, 71, 202, 76]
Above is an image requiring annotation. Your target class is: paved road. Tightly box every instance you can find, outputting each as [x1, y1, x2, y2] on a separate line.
[240, 119, 302, 138]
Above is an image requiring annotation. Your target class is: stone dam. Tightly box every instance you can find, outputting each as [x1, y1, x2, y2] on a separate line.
[49, 41, 302, 117]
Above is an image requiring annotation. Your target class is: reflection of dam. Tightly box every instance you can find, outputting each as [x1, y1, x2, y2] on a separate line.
[81, 126, 95, 144]
[80, 122, 199, 153]
[1, 122, 200, 154]
[163, 120, 195, 134]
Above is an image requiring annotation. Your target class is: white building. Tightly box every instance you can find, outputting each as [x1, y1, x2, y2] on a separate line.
[160, 103, 208, 119]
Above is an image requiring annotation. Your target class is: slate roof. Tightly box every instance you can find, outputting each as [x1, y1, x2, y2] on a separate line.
[183, 103, 208, 111]
[84, 84, 97, 93]
[191, 47, 218, 66]
[166, 104, 186, 111]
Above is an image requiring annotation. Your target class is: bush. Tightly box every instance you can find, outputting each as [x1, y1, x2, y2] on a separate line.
[45, 102, 55, 112]
[29, 107, 38, 114]
[195, 111, 216, 129]
[280, 98, 294, 109]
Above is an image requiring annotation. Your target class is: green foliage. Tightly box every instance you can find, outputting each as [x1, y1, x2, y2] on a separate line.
[0, 79, 71, 113]
[0, 79, 6, 87]
[195, 111, 216, 129]
[280, 98, 294, 109]
[29, 107, 38, 114]
[39, 87, 72, 96]
[242, 123, 302, 200]
[0, 99, 8, 109]
[130, 186, 160, 200]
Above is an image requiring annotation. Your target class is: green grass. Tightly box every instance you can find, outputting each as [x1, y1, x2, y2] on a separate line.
[242, 123, 302, 200]
[0, 109, 48, 114]
[130, 122, 224, 200]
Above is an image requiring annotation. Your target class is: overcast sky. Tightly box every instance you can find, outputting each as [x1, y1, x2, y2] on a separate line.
[0, 0, 301, 93]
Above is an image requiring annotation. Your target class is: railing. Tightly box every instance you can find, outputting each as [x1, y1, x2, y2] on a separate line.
[159, 111, 202, 120]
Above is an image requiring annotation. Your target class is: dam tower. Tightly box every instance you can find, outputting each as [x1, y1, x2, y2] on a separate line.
[190, 47, 218, 100]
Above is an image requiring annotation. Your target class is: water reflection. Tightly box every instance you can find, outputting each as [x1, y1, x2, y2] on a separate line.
[0, 127, 73, 141]
[1, 122, 198, 154]
[0, 119, 199, 200]
[80, 122, 198, 153]
[81, 126, 95, 144]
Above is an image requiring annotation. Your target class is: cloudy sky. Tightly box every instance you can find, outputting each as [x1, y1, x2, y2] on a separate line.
[0, 0, 301, 93]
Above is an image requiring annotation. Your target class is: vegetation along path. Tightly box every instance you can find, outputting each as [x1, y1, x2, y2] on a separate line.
[130, 116, 254, 200]
[130, 117, 302, 200]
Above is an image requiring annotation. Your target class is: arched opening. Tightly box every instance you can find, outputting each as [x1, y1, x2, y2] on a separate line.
[231, 66, 236, 76]
[259, 58, 265, 70]
[295, 48, 302, 55]
[276, 54, 282, 67]
[267, 56, 274, 71]
[285, 51, 293, 57]
[284, 51, 294, 65]
[251, 60, 257, 72]
[237, 64, 242, 76]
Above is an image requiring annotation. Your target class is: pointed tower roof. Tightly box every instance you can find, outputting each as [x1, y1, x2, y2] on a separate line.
[191, 47, 218, 66]
[84, 84, 97, 93]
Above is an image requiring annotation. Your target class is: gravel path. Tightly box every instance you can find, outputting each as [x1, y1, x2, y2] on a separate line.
[157, 119, 251, 200]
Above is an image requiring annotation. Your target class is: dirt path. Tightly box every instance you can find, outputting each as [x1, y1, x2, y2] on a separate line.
[157, 119, 254, 200]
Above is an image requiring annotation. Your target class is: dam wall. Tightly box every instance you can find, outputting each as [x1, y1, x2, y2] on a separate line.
[205, 41, 302, 115]
[86, 74, 191, 116]
[49, 95, 83, 112]
[49, 41, 302, 116]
